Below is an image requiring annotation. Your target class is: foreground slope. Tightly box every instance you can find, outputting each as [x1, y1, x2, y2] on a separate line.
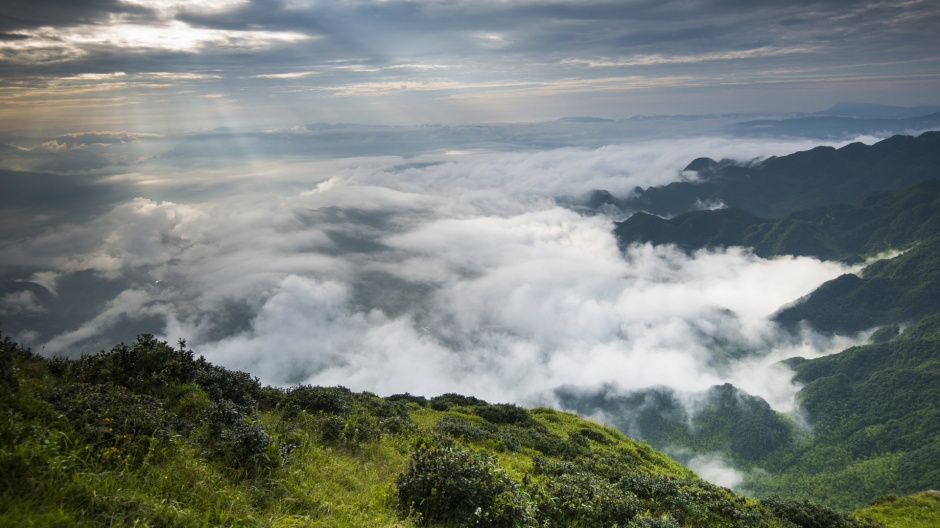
[0, 333, 883, 527]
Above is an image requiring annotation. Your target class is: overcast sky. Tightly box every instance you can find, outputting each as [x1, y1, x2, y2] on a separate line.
[2, 0, 939, 130]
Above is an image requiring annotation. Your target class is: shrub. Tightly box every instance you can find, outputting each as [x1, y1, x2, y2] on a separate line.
[435, 415, 495, 441]
[535, 470, 640, 527]
[42, 383, 171, 465]
[531, 429, 583, 457]
[474, 403, 532, 426]
[319, 413, 382, 449]
[429, 393, 486, 412]
[0, 332, 23, 392]
[205, 399, 276, 472]
[396, 444, 536, 527]
[762, 495, 885, 528]
[576, 427, 611, 445]
[629, 516, 679, 528]
[284, 385, 353, 416]
[387, 392, 428, 407]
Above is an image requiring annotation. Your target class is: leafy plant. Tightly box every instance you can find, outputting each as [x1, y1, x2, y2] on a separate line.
[396, 444, 536, 527]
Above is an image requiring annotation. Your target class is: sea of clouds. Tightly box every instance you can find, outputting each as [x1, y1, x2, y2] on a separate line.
[1, 128, 877, 420]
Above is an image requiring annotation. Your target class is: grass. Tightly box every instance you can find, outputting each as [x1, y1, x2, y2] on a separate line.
[854, 491, 940, 528]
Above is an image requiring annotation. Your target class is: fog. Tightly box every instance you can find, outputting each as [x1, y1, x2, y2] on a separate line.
[1, 130, 877, 418]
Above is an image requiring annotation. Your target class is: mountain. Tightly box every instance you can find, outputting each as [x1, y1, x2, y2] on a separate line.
[556, 382, 797, 464]
[0, 333, 887, 527]
[613, 179, 940, 334]
[618, 131, 940, 219]
[748, 314, 940, 509]
[774, 234, 940, 333]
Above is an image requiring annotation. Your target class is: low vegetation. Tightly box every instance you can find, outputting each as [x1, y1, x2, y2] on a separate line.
[0, 332, 892, 526]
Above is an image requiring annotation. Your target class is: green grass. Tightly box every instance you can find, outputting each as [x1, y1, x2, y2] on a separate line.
[854, 491, 940, 528]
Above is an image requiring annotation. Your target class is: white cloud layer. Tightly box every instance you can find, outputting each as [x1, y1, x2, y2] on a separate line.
[2, 135, 870, 415]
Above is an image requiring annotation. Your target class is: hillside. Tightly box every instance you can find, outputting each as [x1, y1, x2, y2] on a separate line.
[613, 179, 940, 334]
[0, 333, 884, 527]
[774, 235, 940, 333]
[749, 314, 940, 508]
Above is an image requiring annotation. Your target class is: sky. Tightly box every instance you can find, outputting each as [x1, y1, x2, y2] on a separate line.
[2, 0, 940, 130]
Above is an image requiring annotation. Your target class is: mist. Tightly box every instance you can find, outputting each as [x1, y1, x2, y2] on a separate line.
[1, 131, 877, 418]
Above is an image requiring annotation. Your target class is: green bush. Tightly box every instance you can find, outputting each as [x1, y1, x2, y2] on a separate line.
[535, 470, 640, 527]
[576, 427, 612, 445]
[396, 444, 536, 527]
[435, 415, 496, 441]
[284, 385, 353, 416]
[205, 399, 276, 472]
[429, 393, 486, 412]
[42, 383, 171, 465]
[474, 403, 533, 426]
[387, 392, 428, 407]
[319, 413, 382, 449]
[0, 333, 22, 392]
[762, 495, 885, 528]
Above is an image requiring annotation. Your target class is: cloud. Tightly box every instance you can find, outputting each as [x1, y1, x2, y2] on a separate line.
[2, 0, 939, 127]
[0, 290, 45, 315]
[0, 133, 876, 418]
[685, 453, 746, 489]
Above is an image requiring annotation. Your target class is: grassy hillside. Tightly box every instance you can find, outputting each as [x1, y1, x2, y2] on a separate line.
[853, 491, 940, 528]
[0, 332, 885, 527]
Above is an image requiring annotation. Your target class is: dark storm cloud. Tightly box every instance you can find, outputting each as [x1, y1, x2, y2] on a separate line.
[0, 0, 156, 32]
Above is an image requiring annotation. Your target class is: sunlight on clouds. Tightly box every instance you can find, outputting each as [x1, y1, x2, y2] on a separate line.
[122, 0, 249, 15]
[562, 46, 817, 68]
[255, 72, 320, 79]
[63, 21, 312, 53]
[0, 22, 312, 58]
